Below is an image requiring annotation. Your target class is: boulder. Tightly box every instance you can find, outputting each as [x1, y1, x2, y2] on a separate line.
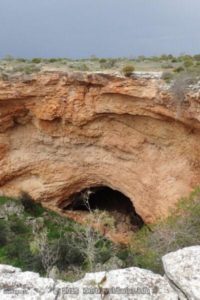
[0, 264, 56, 299]
[0, 264, 178, 299]
[65, 267, 178, 300]
[162, 246, 200, 300]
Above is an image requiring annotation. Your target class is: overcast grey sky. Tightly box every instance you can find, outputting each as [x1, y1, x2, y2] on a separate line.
[0, 0, 200, 58]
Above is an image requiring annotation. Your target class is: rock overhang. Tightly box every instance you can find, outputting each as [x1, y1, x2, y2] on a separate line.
[0, 71, 200, 223]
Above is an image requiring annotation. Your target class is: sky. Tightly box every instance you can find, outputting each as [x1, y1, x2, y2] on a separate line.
[0, 0, 200, 59]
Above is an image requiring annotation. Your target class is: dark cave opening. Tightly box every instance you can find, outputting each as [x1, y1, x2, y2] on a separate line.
[62, 186, 144, 230]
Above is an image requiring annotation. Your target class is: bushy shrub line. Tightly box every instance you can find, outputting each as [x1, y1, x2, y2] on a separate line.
[0, 187, 200, 279]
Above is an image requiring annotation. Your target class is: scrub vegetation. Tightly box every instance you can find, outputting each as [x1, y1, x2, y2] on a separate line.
[1, 54, 200, 80]
[0, 187, 200, 281]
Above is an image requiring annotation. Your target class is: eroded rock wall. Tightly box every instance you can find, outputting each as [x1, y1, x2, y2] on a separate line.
[0, 72, 200, 222]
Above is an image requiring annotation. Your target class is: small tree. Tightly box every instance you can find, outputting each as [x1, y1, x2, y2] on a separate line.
[30, 228, 62, 276]
[169, 74, 192, 118]
[169, 73, 196, 104]
[67, 189, 115, 272]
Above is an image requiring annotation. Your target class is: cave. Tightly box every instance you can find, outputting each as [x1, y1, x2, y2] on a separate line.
[62, 186, 144, 230]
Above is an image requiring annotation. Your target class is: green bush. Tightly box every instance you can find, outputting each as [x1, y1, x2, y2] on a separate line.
[100, 59, 117, 69]
[0, 221, 9, 246]
[193, 54, 200, 61]
[171, 58, 178, 63]
[16, 58, 27, 63]
[31, 58, 42, 64]
[160, 54, 171, 61]
[95, 238, 113, 264]
[9, 217, 30, 234]
[58, 236, 85, 268]
[48, 58, 59, 63]
[173, 66, 184, 73]
[77, 63, 89, 71]
[3, 55, 14, 61]
[13, 64, 41, 74]
[20, 192, 44, 217]
[0, 196, 11, 205]
[129, 187, 200, 274]
[161, 63, 173, 69]
[122, 65, 135, 77]
[99, 58, 107, 63]
[161, 71, 173, 83]
[183, 60, 193, 69]
[5, 236, 43, 272]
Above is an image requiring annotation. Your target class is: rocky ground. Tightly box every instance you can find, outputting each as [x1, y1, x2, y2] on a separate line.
[0, 246, 199, 300]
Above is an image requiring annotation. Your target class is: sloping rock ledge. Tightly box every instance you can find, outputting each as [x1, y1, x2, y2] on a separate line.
[0, 246, 199, 300]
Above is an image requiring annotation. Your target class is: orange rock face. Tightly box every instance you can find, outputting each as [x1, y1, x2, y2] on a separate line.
[0, 72, 200, 223]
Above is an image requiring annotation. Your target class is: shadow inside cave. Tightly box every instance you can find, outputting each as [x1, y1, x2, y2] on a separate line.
[61, 186, 144, 231]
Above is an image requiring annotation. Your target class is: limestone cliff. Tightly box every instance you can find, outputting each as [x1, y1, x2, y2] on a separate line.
[0, 71, 200, 222]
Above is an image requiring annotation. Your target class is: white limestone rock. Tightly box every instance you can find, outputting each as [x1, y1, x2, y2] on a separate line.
[162, 246, 200, 300]
[0, 264, 56, 300]
[64, 267, 178, 300]
[3, 245, 200, 300]
[0, 264, 178, 300]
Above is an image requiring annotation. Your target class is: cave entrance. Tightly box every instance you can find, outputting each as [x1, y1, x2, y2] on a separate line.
[62, 186, 144, 232]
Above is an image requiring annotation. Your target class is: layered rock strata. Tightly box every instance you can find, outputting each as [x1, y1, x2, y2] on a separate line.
[0, 72, 200, 222]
